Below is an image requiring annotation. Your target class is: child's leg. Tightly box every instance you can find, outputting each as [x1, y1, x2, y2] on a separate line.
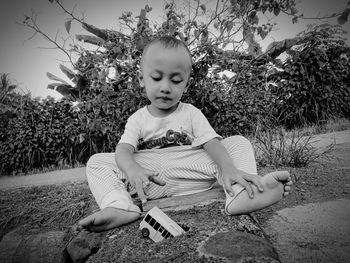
[78, 153, 141, 232]
[221, 136, 292, 215]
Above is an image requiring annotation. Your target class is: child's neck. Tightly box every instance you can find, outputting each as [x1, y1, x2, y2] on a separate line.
[147, 102, 180, 118]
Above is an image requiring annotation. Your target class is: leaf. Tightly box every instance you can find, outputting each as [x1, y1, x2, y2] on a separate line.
[79, 133, 85, 143]
[292, 16, 298, 24]
[47, 83, 77, 100]
[47, 82, 65, 90]
[259, 29, 268, 40]
[145, 4, 152, 12]
[200, 4, 206, 13]
[290, 6, 298, 15]
[261, 5, 268, 14]
[75, 34, 104, 46]
[8, 85, 17, 93]
[64, 19, 72, 34]
[46, 72, 70, 85]
[194, 29, 200, 39]
[252, 15, 259, 25]
[82, 23, 109, 40]
[59, 64, 77, 83]
[226, 21, 233, 32]
[209, 93, 216, 102]
[214, 21, 220, 29]
[337, 8, 350, 25]
[273, 7, 280, 16]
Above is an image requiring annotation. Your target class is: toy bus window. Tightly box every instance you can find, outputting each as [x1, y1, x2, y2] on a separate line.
[154, 222, 160, 231]
[149, 217, 156, 226]
[145, 214, 151, 223]
[159, 226, 164, 233]
[161, 230, 172, 238]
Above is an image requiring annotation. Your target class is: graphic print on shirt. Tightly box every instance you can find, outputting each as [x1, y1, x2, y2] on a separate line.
[137, 129, 193, 150]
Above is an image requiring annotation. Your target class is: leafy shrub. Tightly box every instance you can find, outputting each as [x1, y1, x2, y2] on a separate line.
[271, 25, 350, 129]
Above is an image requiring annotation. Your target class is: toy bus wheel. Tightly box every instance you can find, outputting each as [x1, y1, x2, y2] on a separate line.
[141, 228, 150, 238]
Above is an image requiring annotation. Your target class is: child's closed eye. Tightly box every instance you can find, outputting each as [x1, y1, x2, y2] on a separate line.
[152, 76, 161, 81]
[171, 79, 183, 84]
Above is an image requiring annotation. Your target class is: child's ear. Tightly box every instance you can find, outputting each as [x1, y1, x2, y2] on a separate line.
[137, 70, 145, 87]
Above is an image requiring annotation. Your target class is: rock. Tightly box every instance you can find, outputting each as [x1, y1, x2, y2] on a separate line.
[198, 230, 279, 262]
[66, 230, 107, 263]
[0, 227, 23, 262]
[0, 226, 68, 263]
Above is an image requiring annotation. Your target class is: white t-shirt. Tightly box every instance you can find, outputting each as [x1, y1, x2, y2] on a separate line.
[118, 102, 221, 150]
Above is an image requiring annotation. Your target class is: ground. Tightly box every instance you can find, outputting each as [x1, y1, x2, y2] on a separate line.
[254, 142, 350, 227]
[0, 137, 349, 262]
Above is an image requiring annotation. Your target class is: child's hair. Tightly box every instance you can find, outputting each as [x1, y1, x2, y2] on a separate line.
[141, 36, 192, 68]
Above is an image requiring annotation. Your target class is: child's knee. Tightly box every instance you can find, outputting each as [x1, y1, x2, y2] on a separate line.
[86, 153, 112, 168]
[224, 135, 252, 148]
[87, 153, 100, 167]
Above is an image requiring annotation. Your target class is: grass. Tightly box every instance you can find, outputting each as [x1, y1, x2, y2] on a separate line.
[252, 128, 334, 168]
[250, 118, 350, 169]
[0, 182, 97, 240]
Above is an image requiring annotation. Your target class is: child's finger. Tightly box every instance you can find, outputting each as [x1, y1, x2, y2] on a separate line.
[136, 181, 147, 204]
[150, 175, 166, 186]
[250, 177, 264, 192]
[143, 181, 150, 196]
[223, 181, 235, 197]
[240, 171, 264, 192]
[236, 179, 254, 198]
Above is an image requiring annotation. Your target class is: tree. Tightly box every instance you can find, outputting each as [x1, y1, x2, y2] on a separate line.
[0, 73, 18, 118]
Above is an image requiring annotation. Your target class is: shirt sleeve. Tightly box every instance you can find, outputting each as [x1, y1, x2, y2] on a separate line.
[118, 112, 141, 150]
[191, 106, 222, 147]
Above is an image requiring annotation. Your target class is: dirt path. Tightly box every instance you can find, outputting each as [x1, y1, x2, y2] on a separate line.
[0, 167, 86, 189]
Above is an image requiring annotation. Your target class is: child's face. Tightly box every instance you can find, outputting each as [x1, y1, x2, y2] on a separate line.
[139, 43, 191, 117]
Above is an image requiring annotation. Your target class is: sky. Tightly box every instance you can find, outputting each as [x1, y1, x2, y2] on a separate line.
[0, 0, 349, 100]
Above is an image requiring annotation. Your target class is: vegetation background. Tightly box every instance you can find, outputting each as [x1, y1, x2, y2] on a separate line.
[1, 0, 349, 176]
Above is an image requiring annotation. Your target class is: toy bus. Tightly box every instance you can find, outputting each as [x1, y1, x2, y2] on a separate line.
[139, 206, 185, 242]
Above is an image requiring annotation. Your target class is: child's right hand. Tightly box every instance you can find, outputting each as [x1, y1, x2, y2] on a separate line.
[127, 166, 166, 204]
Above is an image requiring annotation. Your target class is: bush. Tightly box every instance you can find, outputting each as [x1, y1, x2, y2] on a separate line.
[1, 4, 349, 175]
[271, 26, 350, 129]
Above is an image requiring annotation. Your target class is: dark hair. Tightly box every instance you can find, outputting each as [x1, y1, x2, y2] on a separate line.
[141, 36, 192, 68]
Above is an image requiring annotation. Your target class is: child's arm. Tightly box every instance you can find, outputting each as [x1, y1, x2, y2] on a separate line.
[203, 138, 263, 198]
[115, 143, 165, 203]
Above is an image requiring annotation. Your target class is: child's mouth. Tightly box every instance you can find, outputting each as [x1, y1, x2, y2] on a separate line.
[157, 97, 171, 101]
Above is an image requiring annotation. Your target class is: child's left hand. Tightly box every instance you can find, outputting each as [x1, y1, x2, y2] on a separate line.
[222, 169, 264, 199]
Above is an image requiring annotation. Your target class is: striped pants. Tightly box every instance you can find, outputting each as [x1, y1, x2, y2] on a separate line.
[86, 135, 257, 214]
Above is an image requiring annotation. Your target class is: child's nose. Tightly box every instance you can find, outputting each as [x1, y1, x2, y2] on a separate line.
[160, 80, 171, 93]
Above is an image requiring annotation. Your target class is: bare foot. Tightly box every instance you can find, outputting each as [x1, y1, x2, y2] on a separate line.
[78, 207, 140, 232]
[264, 170, 292, 197]
[226, 171, 292, 215]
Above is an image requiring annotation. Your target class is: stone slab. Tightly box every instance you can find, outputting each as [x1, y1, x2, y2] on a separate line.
[0, 226, 67, 263]
[265, 199, 350, 263]
[198, 230, 279, 262]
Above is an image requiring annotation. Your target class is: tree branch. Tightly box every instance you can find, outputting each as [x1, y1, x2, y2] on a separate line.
[18, 12, 75, 67]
